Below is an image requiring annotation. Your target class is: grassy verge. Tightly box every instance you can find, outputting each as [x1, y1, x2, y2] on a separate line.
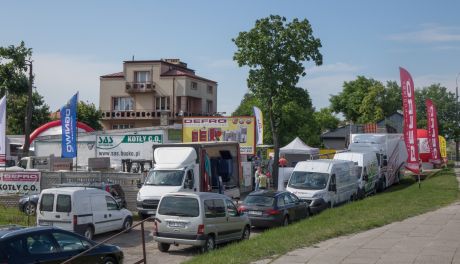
[0, 206, 36, 227]
[186, 168, 458, 264]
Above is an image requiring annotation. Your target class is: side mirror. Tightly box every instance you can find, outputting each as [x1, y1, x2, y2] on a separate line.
[137, 182, 143, 189]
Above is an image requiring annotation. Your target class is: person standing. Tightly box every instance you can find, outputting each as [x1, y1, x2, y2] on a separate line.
[254, 166, 263, 191]
[258, 172, 268, 190]
[279, 154, 289, 167]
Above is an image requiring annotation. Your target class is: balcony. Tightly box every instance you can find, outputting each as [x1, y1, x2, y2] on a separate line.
[101, 110, 171, 120]
[125, 82, 155, 93]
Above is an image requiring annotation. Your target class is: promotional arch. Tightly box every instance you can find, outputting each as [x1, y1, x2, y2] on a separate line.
[30, 120, 95, 143]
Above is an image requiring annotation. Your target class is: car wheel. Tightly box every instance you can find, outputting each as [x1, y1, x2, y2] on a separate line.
[122, 217, 133, 232]
[158, 242, 170, 252]
[24, 202, 36, 215]
[200, 235, 215, 253]
[102, 256, 117, 264]
[84, 225, 94, 240]
[241, 226, 250, 240]
[282, 216, 289, 227]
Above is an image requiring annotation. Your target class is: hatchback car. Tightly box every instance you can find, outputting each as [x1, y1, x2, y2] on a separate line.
[0, 226, 123, 264]
[238, 190, 309, 227]
[153, 192, 251, 253]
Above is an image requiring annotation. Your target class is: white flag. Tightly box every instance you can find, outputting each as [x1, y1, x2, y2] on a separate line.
[0, 96, 6, 166]
[253, 106, 263, 145]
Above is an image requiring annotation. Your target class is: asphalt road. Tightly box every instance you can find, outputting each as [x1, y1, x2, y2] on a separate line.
[95, 220, 264, 264]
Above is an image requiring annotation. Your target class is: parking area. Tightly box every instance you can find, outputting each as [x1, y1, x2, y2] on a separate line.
[95, 220, 264, 264]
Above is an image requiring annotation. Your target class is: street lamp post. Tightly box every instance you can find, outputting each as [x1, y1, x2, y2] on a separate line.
[22, 60, 33, 157]
[456, 73, 460, 163]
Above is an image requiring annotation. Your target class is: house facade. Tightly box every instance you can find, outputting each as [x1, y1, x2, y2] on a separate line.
[99, 59, 217, 130]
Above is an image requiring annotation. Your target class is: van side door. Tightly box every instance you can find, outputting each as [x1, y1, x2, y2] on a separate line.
[203, 199, 227, 243]
[91, 194, 109, 234]
[224, 199, 244, 241]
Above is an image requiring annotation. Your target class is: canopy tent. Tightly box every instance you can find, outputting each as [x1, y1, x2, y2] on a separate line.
[279, 137, 319, 166]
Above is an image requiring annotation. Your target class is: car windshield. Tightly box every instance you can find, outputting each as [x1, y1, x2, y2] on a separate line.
[144, 170, 184, 186]
[158, 196, 199, 217]
[244, 195, 275, 207]
[288, 171, 329, 190]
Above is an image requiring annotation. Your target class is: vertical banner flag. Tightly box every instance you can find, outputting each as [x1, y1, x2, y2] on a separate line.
[61, 93, 78, 158]
[425, 99, 441, 165]
[0, 96, 6, 166]
[399, 67, 420, 174]
[253, 106, 263, 145]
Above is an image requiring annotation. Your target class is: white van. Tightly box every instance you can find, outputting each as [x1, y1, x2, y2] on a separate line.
[333, 151, 379, 198]
[286, 159, 358, 214]
[37, 187, 133, 239]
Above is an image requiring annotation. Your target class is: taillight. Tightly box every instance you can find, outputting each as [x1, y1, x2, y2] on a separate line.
[237, 206, 247, 213]
[197, 224, 205, 235]
[265, 209, 281, 215]
[73, 215, 78, 226]
[105, 185, 110, 193]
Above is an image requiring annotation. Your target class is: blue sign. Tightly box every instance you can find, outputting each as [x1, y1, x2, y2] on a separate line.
[61, 93, 78, 158]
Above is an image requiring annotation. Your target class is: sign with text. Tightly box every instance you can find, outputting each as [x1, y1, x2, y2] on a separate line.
[0, 171, 41, 195]
[182, 117, 256, 155]
[425, 99, 441, 164]
[96, 134, 163, 163]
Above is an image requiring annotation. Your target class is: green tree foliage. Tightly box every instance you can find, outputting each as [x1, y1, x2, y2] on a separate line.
[77, 101, 102, 130]
[0, 41, 31, 95]
[414, 84, 458, 141]
[233, 15, 322, 181]
[314, 107, 340, 134]
[6, 91, 51, 134]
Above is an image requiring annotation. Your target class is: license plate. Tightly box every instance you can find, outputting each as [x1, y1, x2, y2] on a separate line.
[147, 211, 156, 215]
[39, 220, 53, 226]
[248, 210, 262, 216]
[168, 221, 186, 228]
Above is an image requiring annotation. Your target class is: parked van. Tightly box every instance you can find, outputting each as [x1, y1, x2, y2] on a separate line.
[37, 187, 133, 239]
[333, 151, 379, 198]
[286, 159, 358, 214]
[153, 192, 251, 253]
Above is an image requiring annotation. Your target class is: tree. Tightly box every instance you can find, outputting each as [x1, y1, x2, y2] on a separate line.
[77, 101, 102, 130]
[233, 15, 322, 183]
[6, 91, 51, 134]
[0, 41, 31, 95]
[314, 107, 340, 134]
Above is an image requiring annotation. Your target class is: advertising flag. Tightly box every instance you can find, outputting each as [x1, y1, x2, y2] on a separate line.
[253, 106, 264, 145]
[61, 93, 78, 158]
[0, 96, 6, 166]
[399, 67, 420, 174]
[425, 99, 441, 165]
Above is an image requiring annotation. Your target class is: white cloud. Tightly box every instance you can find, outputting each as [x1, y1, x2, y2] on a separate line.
[387, 24, 460, 43]
[33, 53, 119, 111]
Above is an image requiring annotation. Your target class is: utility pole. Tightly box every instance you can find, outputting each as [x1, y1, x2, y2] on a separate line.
[456, 73, 460, 163]
[22, 60, 33, 157]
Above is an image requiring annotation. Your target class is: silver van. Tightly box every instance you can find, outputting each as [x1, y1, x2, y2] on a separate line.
[153, 192, 251, 253]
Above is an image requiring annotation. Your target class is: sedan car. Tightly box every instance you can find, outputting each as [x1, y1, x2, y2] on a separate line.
[238, 190, 309, 227]
[0, 226, 123, 264]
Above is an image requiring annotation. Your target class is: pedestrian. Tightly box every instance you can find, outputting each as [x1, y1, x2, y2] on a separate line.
[254, 166, 263, 191]
[279, 154, 288, 167]
[265, 169, 272, 189]
[258, 172, 268, 190]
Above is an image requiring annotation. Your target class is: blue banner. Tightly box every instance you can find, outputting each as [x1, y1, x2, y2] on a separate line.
[61, 93, 78, 158]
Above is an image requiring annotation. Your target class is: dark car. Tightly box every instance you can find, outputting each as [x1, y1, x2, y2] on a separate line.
[238, 190, 309, 227]
[0, 226, 123, 264]
[19, 182, 127, 215]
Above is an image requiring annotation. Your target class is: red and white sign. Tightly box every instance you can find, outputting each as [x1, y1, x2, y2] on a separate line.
[425, 99, 441, 165]
[0, 171, 41, 194]
[400, 67, 420, 174]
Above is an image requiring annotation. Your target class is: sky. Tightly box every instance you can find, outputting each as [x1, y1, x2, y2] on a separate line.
[1, 0, 460, 116]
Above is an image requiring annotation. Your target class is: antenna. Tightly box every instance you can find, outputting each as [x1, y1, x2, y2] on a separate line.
[132, 55, 135, 61]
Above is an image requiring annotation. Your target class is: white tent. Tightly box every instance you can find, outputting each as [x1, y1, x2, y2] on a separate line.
[280, 137, 319, 155]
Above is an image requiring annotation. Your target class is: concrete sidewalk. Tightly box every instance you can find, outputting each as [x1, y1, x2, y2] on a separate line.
[255, 168, 460, 264]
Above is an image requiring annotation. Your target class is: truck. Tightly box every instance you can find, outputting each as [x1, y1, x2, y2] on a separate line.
[348, 134, 407, 192]
[286, 159, 359, 214]
[136, 142, 241, 219]
[333, 151, 379, 198]
[18, 155, 73, 171]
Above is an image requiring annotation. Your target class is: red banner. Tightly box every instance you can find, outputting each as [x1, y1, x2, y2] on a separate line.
[425, 99, 441, 164]
[400, 67, 420, 174]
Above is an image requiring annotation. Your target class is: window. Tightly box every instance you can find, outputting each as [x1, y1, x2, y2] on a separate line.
[112, 124, 134, 130]
[113, 97, 134, 111]
[52, 232, 91, 252]
[158, 196, 199, 217]
[40, 194, 54, 212]
[204, 199, 226, 218]
[207, 85, 213, 94]
[56, 195, 71, 213]
[155, 96, 170, 111]
[206, 100, 213, 113]
[225, 199, 238, 217]
[26, 234, 56, 254]
[277, 196, 285, 207]
[135, 71, 150, 83]
[284, 194, 294, 204]
[106, 196, 119, 210]
[191, 81, 198, 90]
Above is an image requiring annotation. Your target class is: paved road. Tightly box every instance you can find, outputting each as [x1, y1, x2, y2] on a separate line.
[254, 168, 460, 264]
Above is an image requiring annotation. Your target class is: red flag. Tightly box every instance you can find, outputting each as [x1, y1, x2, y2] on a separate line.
[400, 67, 420, 174]
[425, 99, 441, 165]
